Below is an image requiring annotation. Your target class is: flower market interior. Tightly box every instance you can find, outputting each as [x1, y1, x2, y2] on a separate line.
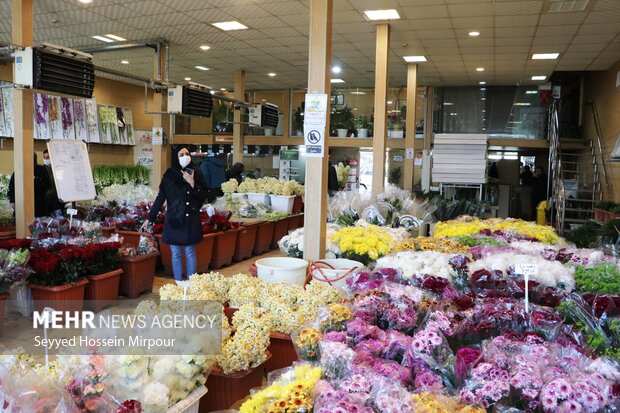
[1, 0, 620, 411]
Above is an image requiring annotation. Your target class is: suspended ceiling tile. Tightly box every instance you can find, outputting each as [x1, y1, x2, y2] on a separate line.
[34, 0, 76, 14]
[494, 37, 531, 46]
[538, 10, 587, 25]
[407, 18, 452, 30]
[495, 14, 540, 27]
[66, 21, 139, 36]
[447, 3, 494, 17]
[122, 1, 177, 15]
[89, 5, 137, 20]
[588, 58, 618, 70]
[218, 5, 273, 20]
[341, 31, 376, 43]
[112, 16, 163, 29]
[333, 10, 365, 23]
[494, 1, 543, 15]
[423, 38, 460, 48]
[571, 33, 617, 44]
[189, 8, 236, 23]
[334, 22, 375, 34]
[166, 0, 217, 12]
[180, 23, 218, 34]
[579, 23, 619, 34]
[495, 26, 536, 37]
[415, 29, 455, 40]
[259, 1, 308, 16]
[531, 35, 573, 46]
[457, 37, 494, 47]
[565, 43, 607, 53]
[228, 29, 271, 41]
[401, 5, 449, 19]
[451, 15, 495, 28]
[275, 14, 308, 27]
[494, 45, 531, 53]
[593, 0, 620, 11]
[35, 27, 78, 40]
[535, 24, 580, 37]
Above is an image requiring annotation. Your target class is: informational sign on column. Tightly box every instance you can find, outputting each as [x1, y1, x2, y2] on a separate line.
[304, 126, 325, 157]
[134, 129, 154, 180]
[303, 93, 328, 157]
[152, 127, 163, 145]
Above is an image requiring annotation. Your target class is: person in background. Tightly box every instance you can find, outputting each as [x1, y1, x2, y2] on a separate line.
[8, 153, 51, 217]
[488, 161, 499, 180]
[226, 162, 245, 184]
[520, 165, 533, 185]
[327, 154, 339, 196]
[532, 165, 549, 214]
[199, 153, 227, 202]
[254, 168, 263, 179]
[141, 147, 208, 281]
[41, 149, 63, 217]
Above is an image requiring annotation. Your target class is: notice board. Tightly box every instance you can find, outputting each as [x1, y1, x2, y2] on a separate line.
[46, 139, 96, 202]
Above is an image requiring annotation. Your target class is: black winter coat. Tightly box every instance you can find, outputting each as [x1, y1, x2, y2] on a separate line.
[147, 166, 208, 246]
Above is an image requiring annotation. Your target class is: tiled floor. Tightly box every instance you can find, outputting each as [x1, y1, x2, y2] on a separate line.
[0, 249, 285, 352]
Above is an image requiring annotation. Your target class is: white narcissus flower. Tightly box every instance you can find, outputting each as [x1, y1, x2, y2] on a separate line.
[152, 357, 177, 380]
[142, 381, 170, 407]
[377, 251, 459, 281]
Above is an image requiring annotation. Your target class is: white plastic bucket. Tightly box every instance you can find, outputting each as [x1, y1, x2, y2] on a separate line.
[309, 259, 364, 289]
[247, 192, 271, 206]
[255, 257, 309, 286]
[231, 193, 247, 201]
[270, 195, 295, 213]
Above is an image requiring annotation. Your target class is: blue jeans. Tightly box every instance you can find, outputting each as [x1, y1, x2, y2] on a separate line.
[170, 244, 197, 281]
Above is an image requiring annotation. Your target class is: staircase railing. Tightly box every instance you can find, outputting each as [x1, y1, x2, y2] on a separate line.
[587, 100, 613, 200]
[547, 101, 565, 233]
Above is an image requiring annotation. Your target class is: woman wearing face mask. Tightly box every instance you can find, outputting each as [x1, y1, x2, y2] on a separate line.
[141, 147, 208, 280]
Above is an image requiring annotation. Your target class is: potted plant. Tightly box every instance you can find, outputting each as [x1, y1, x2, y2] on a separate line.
[292, 107, 304, 136]
[331, 106, 355, 137]
[355, 115, 370, 138]
[212, 100, 233, 133]
[84, 241, 123, 312]
[118, 235, 159, 298]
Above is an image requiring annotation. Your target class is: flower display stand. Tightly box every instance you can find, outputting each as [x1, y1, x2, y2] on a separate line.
[167, 385, 207, 413]
[100, 226, 115, 238]
[116, 230, 152, 248]
[210, 228, 240, 269]
[253, 221, 275, 255]
[0, 292, 9, 336]
[199, 353, 271, 413]
[119, 252, 158, 298]
[247, 192, 271, 206]
[0, 226, 16, 240]
[271, 217, 291, 249]
[287, 214, 304, 233]
[233, 224, 258, 262]
[156, 233, 216, 275]
[85, 268, 123, 312]
[265, 331, 298, 373]
[269, 195, 295, 213]
[29, 279, 89, 313]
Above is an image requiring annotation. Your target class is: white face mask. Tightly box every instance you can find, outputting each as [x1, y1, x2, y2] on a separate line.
[179, 155, 191, 168]
[43, 159, 51, 166]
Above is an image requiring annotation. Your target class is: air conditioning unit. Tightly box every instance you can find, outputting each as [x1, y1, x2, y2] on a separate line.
[248, 103, 279, 129]
[13, 45, 95, 98]
[167, 84, 214, 117]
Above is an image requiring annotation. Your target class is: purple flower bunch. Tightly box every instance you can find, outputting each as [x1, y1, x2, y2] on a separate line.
[459, 362, 511, 408]
[346, 267, 401, 293]
[407, 325, 452, 365]
[313, 380, 374, 413]
[320, 340, 356, 380]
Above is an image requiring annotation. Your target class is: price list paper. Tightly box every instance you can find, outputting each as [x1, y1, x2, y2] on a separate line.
[47, 139, 97, 202]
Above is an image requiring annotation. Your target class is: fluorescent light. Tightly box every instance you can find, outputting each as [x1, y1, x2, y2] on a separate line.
[469, 31, 480, 37]
[481, 97, 486, 101]
[403, 55, 427, 62]
[363, 9, 400, 20]
[79, 0, 92, 3]
[195, 65, 210, 71]
[526, 90, 538, 94]
[120, 60, 129, 64]
[92, 35, 114, 43]
[350, 91, 366, 95]
[211, 21, 248, 31]
[514, 102, 531, 106]
[268, 72, 277, 77]
[449, 112, 458, 116]
[184, 77, 191, 81]
[489, 154, 502, 160]
[482, 110, 486, 112]
[504, 155, 519, 160]
[480, 87, 486, 91]
[220, 88, 227, 91]
[332, 66, 341, 74]
[479, 81, 486, 85]
[105, 34, 126, 41]
[199, 45, 211, 51]
[532, 75, 547, 80]
[476, 67, 485, 72]
[443, 102, 454, 106]
[387, 100, 393, 105]
[331, 78, 345, 83]
[532, 53, 559, 60]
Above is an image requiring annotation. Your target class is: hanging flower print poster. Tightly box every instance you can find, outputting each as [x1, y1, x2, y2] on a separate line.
[98, 104, 110, 143]
[124, 108, 135, 145]
[33, 92, 51, 140]
[47, 95, 63, 139]
[107, 106, 119, 144]
[85, 98, 100, 143]
[73, 98, 89, 141]
[1, 87, 13, 138]
[60, 96, 76, 139]
[0, 87, 6, 137]
[116, 107, 127, 144]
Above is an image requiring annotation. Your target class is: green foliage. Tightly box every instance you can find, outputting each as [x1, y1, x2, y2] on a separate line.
[92, 165, 150, 191]
[0, 174, 9, 200]
[456, 236, 504, 247]
[573, 263, 620, 294]
[388, 167, 402, 185]
[596, 201, 620, 214]
[331, 106, 355, 131]
[565, 222, 600, 248]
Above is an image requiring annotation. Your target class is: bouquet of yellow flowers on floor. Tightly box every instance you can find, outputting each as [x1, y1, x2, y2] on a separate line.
[434, 216, 560, 244]
[331, 224, 393, 264]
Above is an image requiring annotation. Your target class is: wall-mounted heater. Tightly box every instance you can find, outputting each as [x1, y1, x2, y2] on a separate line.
[167, 84, 214, 117]
[248, 103, 279, 129]
[13, 43, 95, 98]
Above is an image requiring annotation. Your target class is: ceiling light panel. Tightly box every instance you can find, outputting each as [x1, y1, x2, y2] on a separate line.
[363, 9, 401, 21]
[403, 55, 427, 62]
[105, 34, 126, 41]
[532, 53, 560, 60]
[211, 21, 248, 31]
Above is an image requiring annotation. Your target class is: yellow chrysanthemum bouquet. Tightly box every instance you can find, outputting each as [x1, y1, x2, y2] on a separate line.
[331, 224, 393, 264]
[434, 216, 560, 244]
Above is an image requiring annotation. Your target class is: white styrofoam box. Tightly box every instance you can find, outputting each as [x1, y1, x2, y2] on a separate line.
[13, 47, 34, 87]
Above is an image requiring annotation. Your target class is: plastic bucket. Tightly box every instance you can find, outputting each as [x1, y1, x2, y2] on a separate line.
[270, 195, 295, 213]
[308, 259, 363, 289]
[255, 257, 309, 286]
[247, 192, 271, 206]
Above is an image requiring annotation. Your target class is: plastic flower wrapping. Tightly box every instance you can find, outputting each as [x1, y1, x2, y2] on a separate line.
[335, 162, 351, 189]
[331, 224, 394, 265]
[434, 216, 561, 244]
[78, 183, 157, 209]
